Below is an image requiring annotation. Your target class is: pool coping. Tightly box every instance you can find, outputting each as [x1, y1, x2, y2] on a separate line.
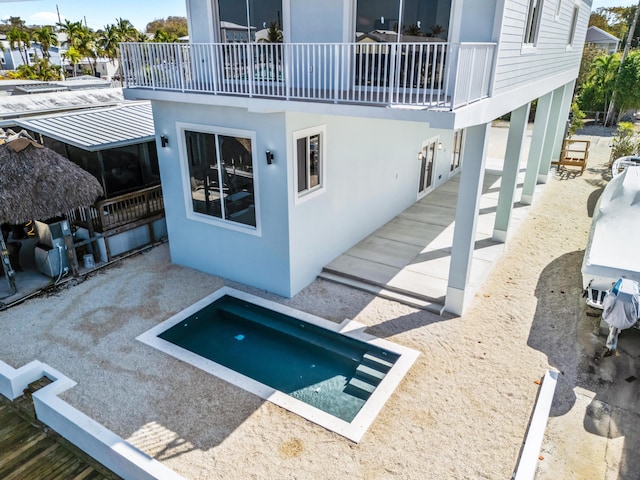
[136, 286, 420, 443]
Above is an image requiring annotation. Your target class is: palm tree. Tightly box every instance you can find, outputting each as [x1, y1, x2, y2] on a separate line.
[56, 19, 83, 48]
[266, 21, 283, 43]
[7, 26, 30, 65]
[403, 24, 422, 36]
[75, 25, 98, 75]
[97, 23, 125, 81]
[589, 54, 620, 117]
[32, 26, 58, 59]
[62, 46, 82, 76]
[115, 18, 138, 42]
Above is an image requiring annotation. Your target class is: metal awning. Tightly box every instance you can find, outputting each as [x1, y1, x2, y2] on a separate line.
[14, 102, 155, 151]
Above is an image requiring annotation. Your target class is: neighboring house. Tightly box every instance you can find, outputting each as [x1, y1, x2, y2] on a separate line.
[0, 86, 165, 263]
[121, 0, 591, 315]
[0, 41, 64, 71]
[585, 25, 619, 53]
[14, 102, 165, 261]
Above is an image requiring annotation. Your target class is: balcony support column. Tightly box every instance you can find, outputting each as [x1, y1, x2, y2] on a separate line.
[445, 122, 491, 316]
[493, 102, 530, 242]
[521, 90, 553, 205]
[539, 80, 576, 183]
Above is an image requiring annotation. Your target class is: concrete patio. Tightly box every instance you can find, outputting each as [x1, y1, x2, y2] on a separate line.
[321, 169, 541, 312]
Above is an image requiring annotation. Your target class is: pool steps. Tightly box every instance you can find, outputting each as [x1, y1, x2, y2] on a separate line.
[362, 351, 394, 371]
[345, 350, 393, 400]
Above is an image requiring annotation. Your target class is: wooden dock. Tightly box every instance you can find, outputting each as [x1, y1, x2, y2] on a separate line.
[0, 384, 121, 480]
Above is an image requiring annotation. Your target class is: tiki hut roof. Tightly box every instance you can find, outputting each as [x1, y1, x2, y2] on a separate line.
[0, 133, 104, 225]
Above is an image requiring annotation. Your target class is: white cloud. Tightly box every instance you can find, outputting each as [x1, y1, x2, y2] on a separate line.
[27, 11, 62, 26]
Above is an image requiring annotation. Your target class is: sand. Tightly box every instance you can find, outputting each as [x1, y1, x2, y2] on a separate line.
[0, 125, 628, 479]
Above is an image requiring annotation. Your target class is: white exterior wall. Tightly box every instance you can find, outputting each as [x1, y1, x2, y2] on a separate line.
[151, 99, 455, 297]
[492, 0, 590, 96]
[289, 0, 347, 43]
[150, 101, 293, 296]
[285, 111, 450, 294]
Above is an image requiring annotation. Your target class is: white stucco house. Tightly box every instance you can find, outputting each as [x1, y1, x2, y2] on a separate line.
[121, 0, 590, 315]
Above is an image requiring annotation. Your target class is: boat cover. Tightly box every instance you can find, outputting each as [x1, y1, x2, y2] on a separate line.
[582, 167, 640, 287]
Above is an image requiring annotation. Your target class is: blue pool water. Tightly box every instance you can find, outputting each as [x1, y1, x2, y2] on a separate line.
[157, 295, 398, 422]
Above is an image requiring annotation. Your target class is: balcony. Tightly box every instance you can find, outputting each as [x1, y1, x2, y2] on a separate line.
[120, 42, 495, 111]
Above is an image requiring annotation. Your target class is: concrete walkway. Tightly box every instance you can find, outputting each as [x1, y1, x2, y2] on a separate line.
[321, 125, 540, 313]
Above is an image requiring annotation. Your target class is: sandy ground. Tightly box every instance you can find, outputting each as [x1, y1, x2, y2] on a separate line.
[1, 123, 638, 479]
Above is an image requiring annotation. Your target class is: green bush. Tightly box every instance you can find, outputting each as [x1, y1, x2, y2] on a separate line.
[610, 122, 639, 163]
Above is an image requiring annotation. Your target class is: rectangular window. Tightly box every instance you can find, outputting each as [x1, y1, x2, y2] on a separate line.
[418, 139, 437, 197]
[568, 6, 579, 46]
[450, 129, 463, 173]
[524, 0, 543, 45]
[184, 130, 256, 228]
[294, 127, 325, 199]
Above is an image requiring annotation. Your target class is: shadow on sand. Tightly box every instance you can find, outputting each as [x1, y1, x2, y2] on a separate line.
[528, 250, 640, 478]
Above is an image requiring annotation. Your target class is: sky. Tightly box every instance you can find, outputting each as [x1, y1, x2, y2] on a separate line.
[0, 0, 187, 32]
[1, 0, 640, 32]
[593, 0, 639, 8]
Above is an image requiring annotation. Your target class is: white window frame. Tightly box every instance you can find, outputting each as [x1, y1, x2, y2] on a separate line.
[567, 4, 579, 48]
[177, 122, 261, 236]
[523, 0, 544, 48]
[555, 0, 562, 20]
[293, 125, 327, 205]
[449, 129, 464, 177]
[417, 137, 439, 200]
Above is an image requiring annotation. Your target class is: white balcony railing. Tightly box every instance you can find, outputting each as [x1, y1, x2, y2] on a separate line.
[120, 42, 495, 110]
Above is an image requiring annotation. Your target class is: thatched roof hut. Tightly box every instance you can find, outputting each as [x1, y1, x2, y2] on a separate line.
[0, 134, 104, 225]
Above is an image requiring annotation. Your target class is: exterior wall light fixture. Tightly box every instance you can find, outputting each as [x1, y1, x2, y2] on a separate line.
[160, 135, 169, 148]
[266, 150, 274, 165]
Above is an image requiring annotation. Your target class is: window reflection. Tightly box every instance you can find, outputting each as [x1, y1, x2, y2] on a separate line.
[45, 137, 160, 198]
[355, 0, 450, 41]
[219, 0, 283, 43]
[185, 130, 256, 227]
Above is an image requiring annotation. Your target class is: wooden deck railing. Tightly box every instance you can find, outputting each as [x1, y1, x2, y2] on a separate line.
[68, 185, 164, 233]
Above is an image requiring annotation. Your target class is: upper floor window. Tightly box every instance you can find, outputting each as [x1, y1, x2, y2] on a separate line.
[218, 0, 283, 43]
[355, 0, 451, 42]
[524, 0, 544, 45]
[568, 6, 579, 46]
[183, 128, 257, 228]
[294, 126, 326, 201]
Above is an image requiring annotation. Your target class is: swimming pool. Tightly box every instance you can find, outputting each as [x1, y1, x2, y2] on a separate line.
[137, 287, 419, 442]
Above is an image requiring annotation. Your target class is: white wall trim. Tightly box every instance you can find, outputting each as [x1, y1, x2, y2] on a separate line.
[282, 0, 291, 43]
[513, 370, 559, 480]
[0, 359, 184, 480]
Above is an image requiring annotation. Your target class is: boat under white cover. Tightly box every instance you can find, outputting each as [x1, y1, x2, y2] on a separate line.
[582, 167, 640, 308]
